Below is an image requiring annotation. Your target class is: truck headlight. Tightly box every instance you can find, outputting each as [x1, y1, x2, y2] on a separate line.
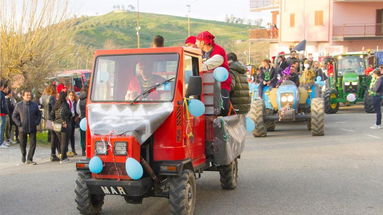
[114, 142, 127, 155]
[351, 82, 358, 86]
[287, 95, 294, 102]
[95, 141, 108, 155]
[281, 96, 287, 102]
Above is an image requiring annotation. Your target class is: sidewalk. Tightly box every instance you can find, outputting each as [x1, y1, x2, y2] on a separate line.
[0, 130, 82, 170]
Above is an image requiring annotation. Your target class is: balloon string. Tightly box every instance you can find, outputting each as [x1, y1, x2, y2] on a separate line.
[183, 98, 194, 138]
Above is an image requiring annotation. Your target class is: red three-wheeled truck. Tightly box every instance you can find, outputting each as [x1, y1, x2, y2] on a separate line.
[75, 47, 248, 215]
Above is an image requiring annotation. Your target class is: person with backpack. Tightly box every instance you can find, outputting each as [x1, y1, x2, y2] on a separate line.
[227, 52, 251, 114]
[369, 67, 383, 129]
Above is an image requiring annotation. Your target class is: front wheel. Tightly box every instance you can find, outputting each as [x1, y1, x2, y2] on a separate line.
[324, 90, 339, 114]
[169, 169, 196, 215]
[219, 159, 238, 190]
[75, 171, 104, 215]
[311, 98, 325, 136]
[248, 100, 267, 137]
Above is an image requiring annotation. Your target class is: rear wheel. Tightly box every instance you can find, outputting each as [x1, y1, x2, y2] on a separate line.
[364, 91, 375, 113]
[219, 159, 238, 190]
[169, 169, 196, 215]
[265, 109, 276, 131]
[324, 90, 339, 114]
[248, 100, 267, 137]
[311, 98, 325, 136]
[75, 171, 104, 215]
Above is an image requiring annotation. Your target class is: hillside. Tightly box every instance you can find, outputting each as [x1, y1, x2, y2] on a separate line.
[73, 11, 251, 49]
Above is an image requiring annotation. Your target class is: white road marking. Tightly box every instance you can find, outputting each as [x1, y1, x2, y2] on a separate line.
[365, 134, 381, 139]
[340, 128, 354, 132]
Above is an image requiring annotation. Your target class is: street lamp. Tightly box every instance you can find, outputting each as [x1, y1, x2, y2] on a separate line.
[136, 0, 141, 48]
[186, 4, 191, 36]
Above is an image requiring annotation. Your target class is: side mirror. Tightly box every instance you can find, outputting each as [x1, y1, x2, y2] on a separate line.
[186, 76, 202, 97]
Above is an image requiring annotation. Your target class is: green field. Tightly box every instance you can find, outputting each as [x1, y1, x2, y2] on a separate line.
[73, 12, 251, 49]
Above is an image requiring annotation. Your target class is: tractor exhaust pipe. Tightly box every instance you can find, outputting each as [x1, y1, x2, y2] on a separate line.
[141, 157, 159, 183]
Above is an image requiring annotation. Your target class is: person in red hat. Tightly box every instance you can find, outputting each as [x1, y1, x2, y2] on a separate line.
[196, 31, 232, 115]
[184, 36, 196, 48]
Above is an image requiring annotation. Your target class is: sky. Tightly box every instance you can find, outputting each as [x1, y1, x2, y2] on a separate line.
[70, 0, 269, 25]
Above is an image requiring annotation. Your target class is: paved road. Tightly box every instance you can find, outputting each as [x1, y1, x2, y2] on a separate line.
[1, 105, 382, 215]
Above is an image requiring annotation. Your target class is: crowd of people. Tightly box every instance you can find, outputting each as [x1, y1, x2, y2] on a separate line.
[0, 79, 88, 165]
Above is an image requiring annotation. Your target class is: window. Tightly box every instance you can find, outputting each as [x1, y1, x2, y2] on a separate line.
[91, 53, 179, 102]
[290, 13, 295, 27]
[184, 55, 200, 97]
[315, 11, 324, 26]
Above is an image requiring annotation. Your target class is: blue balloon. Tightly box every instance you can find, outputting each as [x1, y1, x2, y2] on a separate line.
[188, 99, 205, 117]
[89, 156, 103, 174]
[213, 67, 229, 82]
[316, 76, 322, 82]
[125, 158, 143, 180]
[245, 117, 256, 132]
[80, 118, 87, 131]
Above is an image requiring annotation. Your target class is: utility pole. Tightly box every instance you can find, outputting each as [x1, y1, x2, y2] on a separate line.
[186, 4, 191, 36]
[136, 0, 141, 48]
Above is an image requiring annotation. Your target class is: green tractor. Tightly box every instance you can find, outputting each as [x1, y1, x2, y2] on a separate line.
[324, 52, 376, 114]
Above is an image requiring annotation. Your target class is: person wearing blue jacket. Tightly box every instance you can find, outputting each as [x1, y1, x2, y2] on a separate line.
[12, 90, 42, 164]
[0, 80, 10, 149]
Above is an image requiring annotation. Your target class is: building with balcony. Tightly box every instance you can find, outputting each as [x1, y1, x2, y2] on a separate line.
[250, 0, 383, 58]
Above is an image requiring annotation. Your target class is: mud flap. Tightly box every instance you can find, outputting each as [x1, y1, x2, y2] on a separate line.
[210, 115, 246, 165]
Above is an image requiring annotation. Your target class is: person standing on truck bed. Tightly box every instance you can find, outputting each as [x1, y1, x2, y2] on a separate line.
[196, 31, 232, 116]
[151, 35, 164, 48]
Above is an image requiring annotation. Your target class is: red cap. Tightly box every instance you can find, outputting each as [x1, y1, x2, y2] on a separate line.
[196, 31, 215, 45]
[279, 51, 285, 55]
[185, 36, 196, 44]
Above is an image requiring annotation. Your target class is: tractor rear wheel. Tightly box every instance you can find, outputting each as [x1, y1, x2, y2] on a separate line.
[219, 159, 238, 190]
[311, 98, 325, 136]
[169, 169, 196, 215]
[324, 90, 339, 114]
[248, 100, 267, 137]
[75, 171, 104, 215]
[364, 91, 375, 113]
[265, 109, 276, 131]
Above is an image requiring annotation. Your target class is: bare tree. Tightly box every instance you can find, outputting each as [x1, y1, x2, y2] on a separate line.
[0, 0, 85, 90]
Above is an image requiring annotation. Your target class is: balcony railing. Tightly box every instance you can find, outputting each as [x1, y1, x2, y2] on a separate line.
[249, 28, 279, 40]
[333, 23, 383, 39]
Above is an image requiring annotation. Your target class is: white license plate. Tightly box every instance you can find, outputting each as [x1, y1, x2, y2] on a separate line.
[100, 186, 127, 195]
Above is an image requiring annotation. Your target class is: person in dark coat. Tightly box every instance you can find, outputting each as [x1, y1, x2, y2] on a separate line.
[76, 86, 88, 156]
[0, 80, 10, 148]
[369, 68, 383, 129]
[45, 85, 60, 161]
[227, 53, 251, 114]
[12, 90, 42, 164]
[258, 59, 277, 98]
[51, 91, 72, 163]
[66, 91, 78, 157]
[5, 89, 17, 144]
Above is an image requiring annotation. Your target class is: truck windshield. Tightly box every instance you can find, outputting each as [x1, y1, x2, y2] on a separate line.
[337, 56, 365, 76]
[91, 53, 179, 102]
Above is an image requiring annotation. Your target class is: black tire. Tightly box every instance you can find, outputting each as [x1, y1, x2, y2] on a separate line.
[307, 119, 311, 130]
[364, 91, 375, 113]
[75, 171, 104, 215]
[219, 159, 238, 190]
[265, 109, 276, 131]
[169, 169, 196, 215]
[265, 121, 276, 131]
[247, 100, 267, 137]
[324, 90, 339, 114]
[311, 98, 325, 136]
